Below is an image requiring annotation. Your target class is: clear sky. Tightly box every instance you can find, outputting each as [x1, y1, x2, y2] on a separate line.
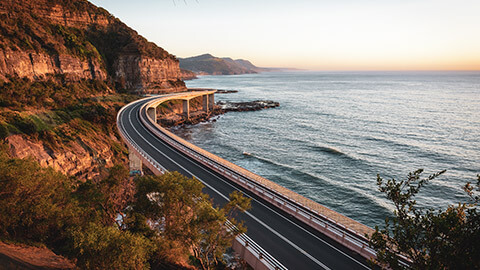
[89, 0, 480, 70]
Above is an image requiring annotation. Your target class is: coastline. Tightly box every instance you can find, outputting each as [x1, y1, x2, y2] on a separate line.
[157, 98, 279, 128]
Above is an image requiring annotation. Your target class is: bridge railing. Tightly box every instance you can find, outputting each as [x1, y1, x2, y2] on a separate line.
[226, 220, 287, 270]
[140, 94, 378, 260]
[117, 98, 168, 175]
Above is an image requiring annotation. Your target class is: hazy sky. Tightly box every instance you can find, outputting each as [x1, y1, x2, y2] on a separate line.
[89, 0, 480, 70]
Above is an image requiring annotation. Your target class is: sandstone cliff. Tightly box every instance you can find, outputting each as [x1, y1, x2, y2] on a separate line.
[0, 0, 186, 93]
[7, 133, 122, 179]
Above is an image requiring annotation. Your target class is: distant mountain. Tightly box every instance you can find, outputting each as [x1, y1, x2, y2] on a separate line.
[179, 54, 274, 76]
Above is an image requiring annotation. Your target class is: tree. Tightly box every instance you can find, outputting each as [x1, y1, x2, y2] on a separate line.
[74, 165, 135, 226]
[368, 169, 480, 269]
[188, 191, 251, 270]
[0, 154, 77, 243]
[130, 172, 251, 269]
[69, 222, 152, 270]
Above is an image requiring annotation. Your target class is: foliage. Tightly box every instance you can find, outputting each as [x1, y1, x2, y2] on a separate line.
[368, 169, 480, 269]
[130, 172, 251, 269]
[0, 77, 111, 110]
[50, 24, 100, 60]
[74, 165, 134, 226]
[0, 153, 77, 243]
[0, 151, 251, 269]
[69, 223, 152, 270]
[0, 122, 8, 140]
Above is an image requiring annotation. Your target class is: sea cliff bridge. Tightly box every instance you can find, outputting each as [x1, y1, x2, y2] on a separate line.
[117, 90, 376, 269]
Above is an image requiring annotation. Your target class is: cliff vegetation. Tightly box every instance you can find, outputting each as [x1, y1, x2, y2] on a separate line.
[0, 151, 251, 269]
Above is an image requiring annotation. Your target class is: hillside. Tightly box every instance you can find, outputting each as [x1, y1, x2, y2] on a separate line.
[179, 53, 270, 75]
[0, 0, 185, 93]
[0, 0, 193, 180]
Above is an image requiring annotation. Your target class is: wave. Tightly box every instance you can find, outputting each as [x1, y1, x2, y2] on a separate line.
[310, 145, 345, 156]
[284, 136, 368, 165]
[364, 135, 457, 164]
[242, 151, 395, 221]
[243, 152, 326, 182]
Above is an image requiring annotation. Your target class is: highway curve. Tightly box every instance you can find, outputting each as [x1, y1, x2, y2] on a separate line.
[118, 97, 372, 270]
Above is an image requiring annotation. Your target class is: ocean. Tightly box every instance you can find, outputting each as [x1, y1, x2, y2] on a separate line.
[174, 71, 480, 227]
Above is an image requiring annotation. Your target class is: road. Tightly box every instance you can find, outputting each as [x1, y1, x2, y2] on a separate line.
[119, 97, 372, 270]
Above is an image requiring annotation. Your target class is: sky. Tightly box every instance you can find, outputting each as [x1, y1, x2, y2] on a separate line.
[89, 0, 480, 71]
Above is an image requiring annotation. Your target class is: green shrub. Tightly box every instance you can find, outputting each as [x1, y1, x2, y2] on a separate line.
[69, 223, 152, 270]
[0, 155, 76, 243]
[13, 115, 37, 134]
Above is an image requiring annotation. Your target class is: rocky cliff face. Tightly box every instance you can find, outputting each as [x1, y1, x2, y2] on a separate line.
[7, 134, 119, 179]
[0, 49, 107, 82]
[0, 0, 185, 93]
[114, 55, 185, 92]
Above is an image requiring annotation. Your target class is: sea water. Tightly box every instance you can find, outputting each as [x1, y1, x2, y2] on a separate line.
[174, 71, 480, 227]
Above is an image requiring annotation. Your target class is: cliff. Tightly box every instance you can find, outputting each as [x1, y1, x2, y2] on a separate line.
[0, 0, 186, 93]
[180, 68, 198, 80]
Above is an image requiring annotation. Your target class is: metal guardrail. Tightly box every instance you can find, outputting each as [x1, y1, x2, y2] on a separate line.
[116, 98, 168, 175]
[225, 220, 287, 270]
[139, 93, 378, 261]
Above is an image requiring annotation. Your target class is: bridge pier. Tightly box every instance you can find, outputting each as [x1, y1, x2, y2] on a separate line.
[208, 94, 214, 110]
[183, 99, 190, 119]
[128, 148, 143, 176]
[147, 107, 156, 122]
[202, 95, 209, 112]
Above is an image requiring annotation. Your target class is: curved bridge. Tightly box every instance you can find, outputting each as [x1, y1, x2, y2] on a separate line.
[117, 91, 376, 270]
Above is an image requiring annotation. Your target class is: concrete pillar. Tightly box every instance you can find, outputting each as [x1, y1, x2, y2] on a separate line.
[208, 94, 214, 110]
[183, 99, 190, 119]
[129, 149, 143, 176]
[147, 107, 156, 122]
[202, 95, 209, 112]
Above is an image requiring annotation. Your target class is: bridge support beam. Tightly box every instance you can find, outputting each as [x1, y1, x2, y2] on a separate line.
[208, 94, 214, 110]
[129, 148, 143, 176]
[147, 107, 156, 123]
[202, 95, 209, 112]
[183, 99, 190, 119]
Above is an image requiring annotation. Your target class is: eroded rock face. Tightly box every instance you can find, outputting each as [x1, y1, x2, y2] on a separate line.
[114, 55, 185, 92]
[6, 134, 122, 180]
[0, 49, 107, 81]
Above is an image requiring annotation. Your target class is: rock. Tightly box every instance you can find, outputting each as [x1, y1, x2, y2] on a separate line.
[0, 241, 76, 270]
[216, 100, 280, 112]
[216, 89, 239, 94]
[0, 49, 107, 82]
[6, 133, 122, 180]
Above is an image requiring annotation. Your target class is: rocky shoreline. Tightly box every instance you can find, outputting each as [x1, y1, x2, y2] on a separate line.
[217, 100, 280, 112]
[159, 100, 279, 127]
